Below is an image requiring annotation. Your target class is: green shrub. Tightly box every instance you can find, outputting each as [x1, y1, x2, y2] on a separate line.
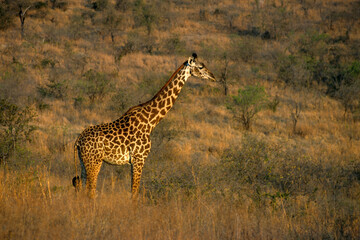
[164, 36, 186, 55]
[78, 69, 114, 104]
[267, 95, 280, 112]
[37, 78, 67, 99]
[40, 58, 56, 68]
[0, 99, 36, 163]
[275, 54, 297, 84]
[217, 135, 358, 204]
[336, 61, 360, 120]
[133, 0, 158, 36]
[228, 84, 269, 130]
[109, 88, 131, 113]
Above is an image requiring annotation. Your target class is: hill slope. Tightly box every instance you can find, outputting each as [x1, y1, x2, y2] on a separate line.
[0, 0, 359, 239]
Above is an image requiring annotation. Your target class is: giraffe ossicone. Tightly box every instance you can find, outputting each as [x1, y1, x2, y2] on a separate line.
[73, 53, 216, 198]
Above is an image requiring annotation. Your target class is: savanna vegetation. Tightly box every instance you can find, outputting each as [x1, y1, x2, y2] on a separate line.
[0, 0, 359, 239]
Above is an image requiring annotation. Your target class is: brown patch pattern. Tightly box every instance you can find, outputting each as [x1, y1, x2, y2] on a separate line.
[73, 55, 215, 198]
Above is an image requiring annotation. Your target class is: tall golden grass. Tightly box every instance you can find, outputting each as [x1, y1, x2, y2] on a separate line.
[1, 147, 359, 240]
[1, 0, 360, 239]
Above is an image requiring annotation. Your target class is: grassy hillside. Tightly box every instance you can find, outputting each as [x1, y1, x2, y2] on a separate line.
[1, 0, 360, 239]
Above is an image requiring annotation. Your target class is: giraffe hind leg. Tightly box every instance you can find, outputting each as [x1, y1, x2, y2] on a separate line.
[85, 160, 103, 199]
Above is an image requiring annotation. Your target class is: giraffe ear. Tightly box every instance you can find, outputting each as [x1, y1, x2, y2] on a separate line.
[188, 53, 197, 66]
[188, 57, 194, 65]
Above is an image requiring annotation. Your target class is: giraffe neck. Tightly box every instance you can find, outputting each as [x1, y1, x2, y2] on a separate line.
[143, 64, 190, 131]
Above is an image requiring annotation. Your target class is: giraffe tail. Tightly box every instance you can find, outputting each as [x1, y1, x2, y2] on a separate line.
[72, 139, 81, 191]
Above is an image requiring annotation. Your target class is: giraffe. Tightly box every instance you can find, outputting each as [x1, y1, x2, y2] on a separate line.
[72, 53, 216, 198]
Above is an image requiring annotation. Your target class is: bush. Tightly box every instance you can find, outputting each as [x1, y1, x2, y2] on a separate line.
[275, 54, 298, 85]
[115, 0, 130, 12]
[78, 69, 114, 104]
[133, 0, 158, 36]
[87, 0, 108, 11]
[0, 99, 36, 163]
[228, 84, 268, 130]
[37, 78, 67, 100]
[0, 3, 13, 30]
[114, 41, 135, 63]
[267, 95, 280, 112]
[40, 58, 56, 68]
[231, 37, 258, 63]
[109, 88, 131, 113]
[164, 36, 186, 55]
[336, 61, 360, 120]
[218, 135, 360, 205]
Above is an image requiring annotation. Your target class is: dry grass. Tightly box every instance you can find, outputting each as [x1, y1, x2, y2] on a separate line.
[1, 144, 359, 240]
[1, 0, 360, 239]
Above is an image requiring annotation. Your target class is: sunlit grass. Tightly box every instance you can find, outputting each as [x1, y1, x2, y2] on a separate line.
[0, 0, 360, 239]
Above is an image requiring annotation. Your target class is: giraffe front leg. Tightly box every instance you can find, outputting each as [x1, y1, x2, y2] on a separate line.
[130, 135, 151, 198]
[85, 161, 103, 199]
[131, 160, 145, 198]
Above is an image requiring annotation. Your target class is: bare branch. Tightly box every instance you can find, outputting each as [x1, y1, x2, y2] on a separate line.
[23, 5, 32, 16]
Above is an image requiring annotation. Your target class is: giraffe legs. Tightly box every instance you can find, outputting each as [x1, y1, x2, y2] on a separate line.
[130, 136, 151, 198]
[131, 160, 145, 197]
[85, 160, 103, 198]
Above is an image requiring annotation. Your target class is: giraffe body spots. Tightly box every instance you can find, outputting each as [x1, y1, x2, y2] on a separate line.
[74, 57, 215, 198]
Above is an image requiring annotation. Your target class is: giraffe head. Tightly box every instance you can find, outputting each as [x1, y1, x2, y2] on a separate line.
[185, 53, 216, 81]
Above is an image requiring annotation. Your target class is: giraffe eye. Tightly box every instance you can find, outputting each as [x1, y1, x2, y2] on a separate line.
[199, 66, 204, 70]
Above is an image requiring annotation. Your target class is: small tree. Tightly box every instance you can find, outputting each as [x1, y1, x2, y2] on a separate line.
[18, 3, 32, 38]
[219, 53, 229, 96]
[228, 85, 268, 130]
[200, 43, 235, 96]
[133, 0, 158, 53]
[0, 99, 36, 163]
[37, 78, 67, 100]
[102, 8, 122, 43]
[0, 0, 35, 36]
[133, 0, 157, 36]
[78, 69, 113, 104]
[336, 61, 360, 121]
[291, 102, 302, 134]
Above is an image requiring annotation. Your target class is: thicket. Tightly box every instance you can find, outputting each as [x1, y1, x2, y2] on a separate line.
[77, 69, 114, 104]
[142, 135, 360, 238]
[0, 99, 36, 163]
